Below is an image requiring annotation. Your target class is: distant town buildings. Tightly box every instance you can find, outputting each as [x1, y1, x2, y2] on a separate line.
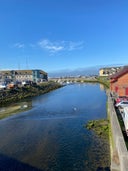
[0, 69, 48, 88]
[99, 66, 122, 76]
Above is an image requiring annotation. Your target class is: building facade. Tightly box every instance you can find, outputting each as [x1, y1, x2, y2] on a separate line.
[99, 67, 122, 76]
[0, 69, 48, 84]
[110, 66, 128, 97]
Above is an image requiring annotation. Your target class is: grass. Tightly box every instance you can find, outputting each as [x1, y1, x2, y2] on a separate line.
[96, 76, 110, 88]
[106, 100, 115, 165]
[76, 76, 110, 88]
[85, 119, 109, 139]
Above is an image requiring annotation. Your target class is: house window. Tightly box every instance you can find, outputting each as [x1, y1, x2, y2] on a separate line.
[115, 86, 118, 93]
[125, 88, 128, 96]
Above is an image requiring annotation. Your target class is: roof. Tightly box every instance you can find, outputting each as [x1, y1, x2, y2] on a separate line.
[15, 70, 32, 75]
[99, 66, 122, 70]
[0, 69, 47, 75]
[39, 70, 47, 75]
[110, 66, 128, 79]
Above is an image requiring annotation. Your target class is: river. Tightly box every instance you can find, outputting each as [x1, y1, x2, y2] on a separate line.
[0, 83, 110, 171]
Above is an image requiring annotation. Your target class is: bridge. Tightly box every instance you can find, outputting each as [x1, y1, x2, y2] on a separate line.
[49, 76, 98, 84]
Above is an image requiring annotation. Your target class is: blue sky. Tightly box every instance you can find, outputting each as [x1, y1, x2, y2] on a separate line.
[0, 0, 128, 73]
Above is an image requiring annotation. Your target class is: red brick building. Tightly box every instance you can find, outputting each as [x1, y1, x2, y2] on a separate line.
[110, 66, 128, 97]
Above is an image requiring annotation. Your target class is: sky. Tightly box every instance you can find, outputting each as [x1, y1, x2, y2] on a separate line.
[0, 0, 128, 74]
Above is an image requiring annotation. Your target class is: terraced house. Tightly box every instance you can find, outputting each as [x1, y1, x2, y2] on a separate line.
[0, 69, 48, 84]
[110, 66, 128, 97]
[99, 66, 122, 76]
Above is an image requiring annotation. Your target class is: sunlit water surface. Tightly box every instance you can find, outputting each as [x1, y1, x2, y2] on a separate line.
[0, 84, 110, 171]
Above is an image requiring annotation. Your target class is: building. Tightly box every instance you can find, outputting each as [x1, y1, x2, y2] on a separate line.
[0, 69, 48, 84]
[99, 67, 122, 76]
[110, 66, 128, 97]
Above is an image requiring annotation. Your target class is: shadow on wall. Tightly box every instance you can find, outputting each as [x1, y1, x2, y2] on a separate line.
[0, 153, 43, 171]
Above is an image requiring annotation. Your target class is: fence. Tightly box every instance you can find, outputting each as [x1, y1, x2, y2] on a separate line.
[107, 92, 128, 171]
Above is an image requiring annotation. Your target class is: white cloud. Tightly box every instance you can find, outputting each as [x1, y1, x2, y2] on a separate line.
[38, 39, 64, 53]
[68, 41, 84, 51]
[10, 40, 84, 54]
[13, 43, 25, 49]
[38, 39, 84, 53]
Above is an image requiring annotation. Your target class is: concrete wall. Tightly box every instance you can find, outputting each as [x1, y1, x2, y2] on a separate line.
[107, 92, 128, 171]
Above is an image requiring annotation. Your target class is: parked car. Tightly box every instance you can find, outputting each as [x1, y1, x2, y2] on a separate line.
[115, 100, 128, 108]
[120, 107, 128, 136]
[0, 84, 6, 89]
[115, 96, 128, 104]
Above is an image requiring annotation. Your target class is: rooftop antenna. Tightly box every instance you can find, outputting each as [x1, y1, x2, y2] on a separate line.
[26, 56, 29, 69]
[18, 61, 20, 70]
[17, 57, 21, 70]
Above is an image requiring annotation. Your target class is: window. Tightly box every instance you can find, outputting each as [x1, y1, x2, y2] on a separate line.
[122, 102, 128, 104]
[115, 86, 118, 93]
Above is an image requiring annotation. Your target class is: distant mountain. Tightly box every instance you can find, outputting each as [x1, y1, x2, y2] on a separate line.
[48, 64, 124, 78]
[48, 66, 99, 78]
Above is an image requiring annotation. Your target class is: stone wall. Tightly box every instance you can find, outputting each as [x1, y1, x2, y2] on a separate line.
[107, 92, 128, 171]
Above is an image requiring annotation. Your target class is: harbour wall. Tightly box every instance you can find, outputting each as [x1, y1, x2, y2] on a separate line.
[107, 92, 128, 171]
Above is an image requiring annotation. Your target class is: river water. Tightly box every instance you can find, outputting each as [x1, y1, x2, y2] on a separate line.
[0, 84, 110, 171]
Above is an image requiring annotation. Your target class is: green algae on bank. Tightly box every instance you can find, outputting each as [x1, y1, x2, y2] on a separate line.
[0, 82, 62, 106]
[85, 119, 109, 138]
[0, 102, 32, 119]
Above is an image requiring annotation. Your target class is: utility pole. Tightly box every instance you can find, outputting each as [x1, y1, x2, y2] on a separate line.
[26, 56, 29, 69]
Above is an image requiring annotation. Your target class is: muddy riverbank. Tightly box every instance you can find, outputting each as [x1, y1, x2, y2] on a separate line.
[0, 82, 62, 106]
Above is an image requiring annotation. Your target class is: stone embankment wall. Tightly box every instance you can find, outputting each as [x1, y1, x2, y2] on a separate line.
[107, 92, 128, 171]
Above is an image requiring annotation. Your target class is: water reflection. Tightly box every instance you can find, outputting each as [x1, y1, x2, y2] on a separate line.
[99, 83, 107, 92]
[0, 84, 110, 171]
[0, 101, 32, 120]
